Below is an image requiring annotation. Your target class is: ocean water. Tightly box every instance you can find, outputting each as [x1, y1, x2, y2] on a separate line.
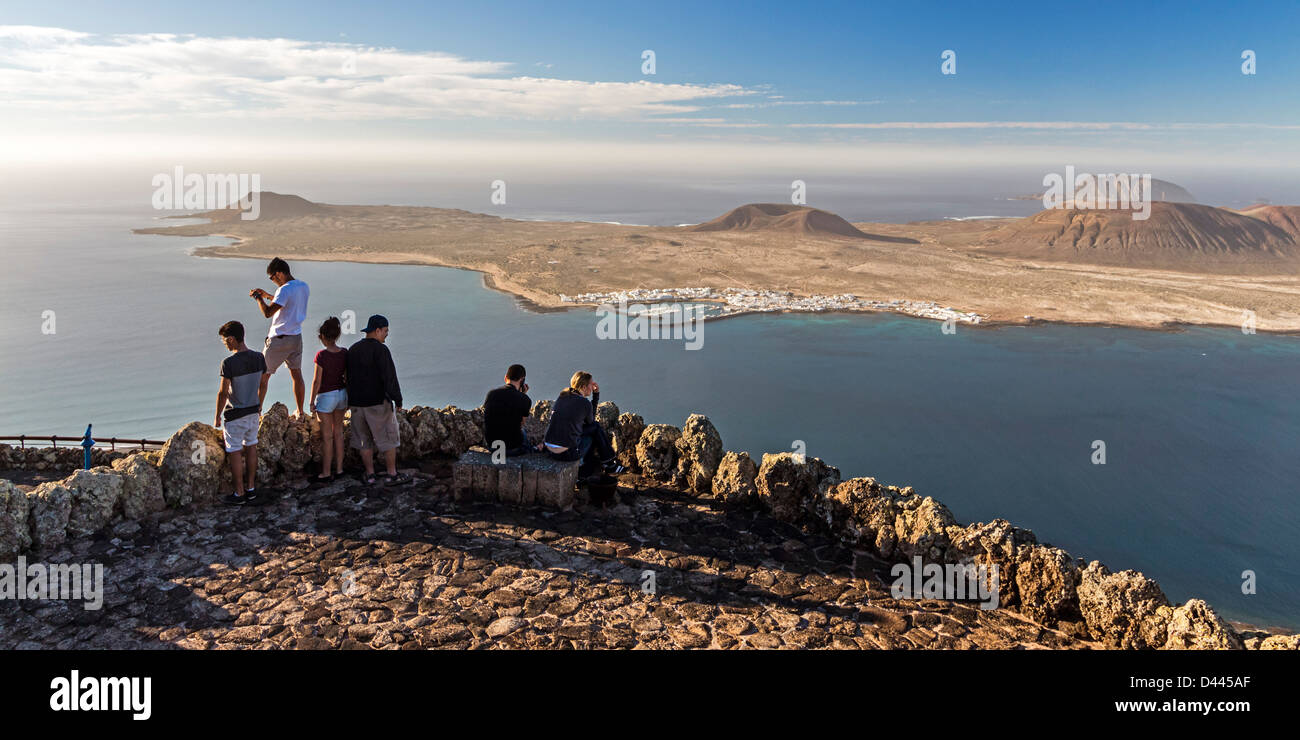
[0, 203, 1297, 630]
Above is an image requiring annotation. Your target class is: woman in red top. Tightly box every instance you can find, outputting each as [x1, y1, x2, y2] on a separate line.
[309, 317, 348, 485]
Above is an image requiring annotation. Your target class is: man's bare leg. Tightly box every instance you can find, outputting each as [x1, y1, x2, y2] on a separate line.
[228, 450, 244, 495]
[383, 448, 398, 477]
[244, 443, 258, 492]
[289, 368, 306, 416]
[360, 448, 375, 477]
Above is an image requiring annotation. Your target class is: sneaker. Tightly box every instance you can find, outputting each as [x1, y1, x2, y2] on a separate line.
[224, 492, 249, 506]
[603, 460, 626, 475]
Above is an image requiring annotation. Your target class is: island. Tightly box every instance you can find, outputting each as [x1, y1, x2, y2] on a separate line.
[134, 194, 1300, 332]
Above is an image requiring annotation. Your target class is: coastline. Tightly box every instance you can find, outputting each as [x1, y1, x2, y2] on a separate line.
[188, 243, 1300, 336]
[125, 188, 1300, 335]
[130, 193, 1300, 335]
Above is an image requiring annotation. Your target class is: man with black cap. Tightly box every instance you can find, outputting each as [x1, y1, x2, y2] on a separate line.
[345, 314, 408, 486]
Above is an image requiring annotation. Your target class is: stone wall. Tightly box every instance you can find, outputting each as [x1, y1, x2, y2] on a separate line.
[0, 444, 128, 474]
[0, 399, 1294, 651]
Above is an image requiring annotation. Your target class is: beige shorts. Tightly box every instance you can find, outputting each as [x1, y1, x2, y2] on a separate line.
[264, 334, 303, 374]
[350, 401, 400, 452]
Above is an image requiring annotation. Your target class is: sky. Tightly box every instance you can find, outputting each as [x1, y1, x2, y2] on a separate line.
[2, 0, 1299, 183]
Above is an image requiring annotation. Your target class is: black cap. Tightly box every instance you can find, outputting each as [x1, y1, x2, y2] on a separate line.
[362, 314, 389, 333]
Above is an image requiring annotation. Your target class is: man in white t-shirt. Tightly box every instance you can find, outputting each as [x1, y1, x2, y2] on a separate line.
[249, 257, 310, 416]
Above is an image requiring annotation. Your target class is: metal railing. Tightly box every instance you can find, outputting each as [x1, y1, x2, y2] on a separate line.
[0, 425, 166, 470]
[0, 435, 165, 450]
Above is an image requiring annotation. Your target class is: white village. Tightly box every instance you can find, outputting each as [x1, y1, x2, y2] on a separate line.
[560, 287, 985, 325]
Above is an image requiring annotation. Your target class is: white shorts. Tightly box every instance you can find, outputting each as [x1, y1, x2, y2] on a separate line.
[222, 413, 260, 453]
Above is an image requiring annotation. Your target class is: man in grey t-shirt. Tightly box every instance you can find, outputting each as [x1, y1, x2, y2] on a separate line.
[216, 320, 267, 505]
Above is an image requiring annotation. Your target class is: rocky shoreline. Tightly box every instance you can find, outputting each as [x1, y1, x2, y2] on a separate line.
[1, 401, 1295, 650]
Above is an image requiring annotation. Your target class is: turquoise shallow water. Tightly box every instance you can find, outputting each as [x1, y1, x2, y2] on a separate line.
[1, 204, 1297, 629]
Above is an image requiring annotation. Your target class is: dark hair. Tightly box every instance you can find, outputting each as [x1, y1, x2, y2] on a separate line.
[218, 320, 245, 343]
[506, 364, 526, 382]
[319, 316, 342, 342]
[267, 257, 291, 277]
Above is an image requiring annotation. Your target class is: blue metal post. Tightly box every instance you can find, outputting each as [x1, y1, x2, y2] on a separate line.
[81, 424, 95, 470]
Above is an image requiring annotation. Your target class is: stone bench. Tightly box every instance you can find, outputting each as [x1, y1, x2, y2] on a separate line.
[451, 448, 580, 509]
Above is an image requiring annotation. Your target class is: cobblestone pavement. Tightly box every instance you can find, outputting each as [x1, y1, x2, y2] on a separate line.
[0, 464, 1091, 650]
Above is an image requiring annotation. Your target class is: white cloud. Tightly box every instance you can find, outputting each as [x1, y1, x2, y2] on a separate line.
[0, 26, 750, 120]
[0, 25, 90, 42]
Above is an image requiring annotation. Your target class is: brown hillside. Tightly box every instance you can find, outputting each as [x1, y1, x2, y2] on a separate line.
[1236, 204, 1300, 240]
[195, 191, 327, 222]
[972, 202, 1300, 270]
[687, 203, 871, 238]
[685, 203, 920, 243]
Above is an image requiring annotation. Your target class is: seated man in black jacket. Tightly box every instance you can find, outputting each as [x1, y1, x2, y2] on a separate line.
[482, 364, 538, 457]
[542, 370, 624, 480]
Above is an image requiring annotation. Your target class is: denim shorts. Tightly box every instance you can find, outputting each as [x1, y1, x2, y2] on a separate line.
[315, 389, 348, 413]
